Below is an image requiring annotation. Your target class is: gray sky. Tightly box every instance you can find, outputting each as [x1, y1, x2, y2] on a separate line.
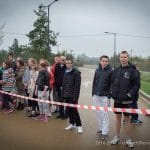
[0, 0, 150, 57]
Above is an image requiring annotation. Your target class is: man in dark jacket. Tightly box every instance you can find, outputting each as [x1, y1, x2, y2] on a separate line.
[111, 51, 140, 148]
[92, 55, 112, 139]
[54, 56, 67, 118]
[62, 58, 83, 134]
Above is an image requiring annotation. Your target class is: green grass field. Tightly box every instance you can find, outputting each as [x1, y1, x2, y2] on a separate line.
[141, 72, 150, 95]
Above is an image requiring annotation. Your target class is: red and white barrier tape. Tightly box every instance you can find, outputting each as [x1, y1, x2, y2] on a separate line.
[0, 90, 150, 115]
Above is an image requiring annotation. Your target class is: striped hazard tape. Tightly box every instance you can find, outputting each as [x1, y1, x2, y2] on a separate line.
[0, 90, 150, 115]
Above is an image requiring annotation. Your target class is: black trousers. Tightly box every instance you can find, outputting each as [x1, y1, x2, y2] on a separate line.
[31, 94, 39, 111]
[2, 91, 12, 110]
[130, 101, 138, 120]
[56, 86, 64, 116]
[65, 98, 81, 126]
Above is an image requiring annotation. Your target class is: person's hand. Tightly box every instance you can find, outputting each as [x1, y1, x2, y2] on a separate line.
[42, 91, 46, 97]
[34, 90, 38, 97]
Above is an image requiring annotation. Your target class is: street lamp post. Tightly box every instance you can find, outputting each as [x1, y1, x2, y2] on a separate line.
[42, 0, 58, 52]
[105, 32, 117, 68]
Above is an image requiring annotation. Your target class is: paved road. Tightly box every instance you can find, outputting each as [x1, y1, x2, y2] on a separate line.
[0, 67, 150, 150]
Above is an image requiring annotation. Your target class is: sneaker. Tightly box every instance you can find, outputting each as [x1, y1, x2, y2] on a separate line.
[131, 119, 143, 124]
[56, 115, 63, 119]
[111, 136, 120, 145]
[126, 139, 134, 148]
[42, 116, 48, 123]
[61, 115, 68, 120]
[4, 109, 14, 114]
[52, 109, 59, 115]
[77, 126, 83, 134]
[101, 134, 108, 140]
[65, 124, 76, 130]
[48, 112, 52, 117]
[34, 115, 43, 120]
[96, 130, 102, 135]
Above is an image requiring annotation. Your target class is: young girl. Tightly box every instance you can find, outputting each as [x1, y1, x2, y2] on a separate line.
[15, 59, 25, 110]
[27, 65, 39, 117]
[35, 61, 50, 123]
[0, 60, 15, 114]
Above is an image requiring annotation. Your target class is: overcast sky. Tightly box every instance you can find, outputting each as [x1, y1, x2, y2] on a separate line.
[0, 0, 150, 57]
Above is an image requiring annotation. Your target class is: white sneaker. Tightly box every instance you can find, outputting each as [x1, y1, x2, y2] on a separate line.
[111, 136, 120, 145]
[48, 112, 52, 117]
[126, 139, 134, 148]
[77, 126, 83, 134]
[65, 124, 76, 130]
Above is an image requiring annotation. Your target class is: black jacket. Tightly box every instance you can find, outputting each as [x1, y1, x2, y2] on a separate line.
[54, 63, 66, 87]
[36, 69, 50, 91]
[132, 69, 141, 101]
[111, 63, 140, 104]
[62, 68, 81, 103]
[92, 64, 113, 97]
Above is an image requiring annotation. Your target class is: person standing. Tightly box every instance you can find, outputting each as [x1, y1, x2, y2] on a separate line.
[27, 64, 39, 117]
[111, 51, 140, 148]
[51, 55, 61, 114]
[0, 60, 15, 113]
[62, 59, 83, 133]
[23, 58, 37, 111]
[92, 55, 112, 139]
[54, 56, 67, 119]
[15, 59, 25, 110]
[35, 61, 50, 123]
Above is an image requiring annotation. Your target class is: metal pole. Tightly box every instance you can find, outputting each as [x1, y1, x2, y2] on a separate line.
[114, 33, 116, 68]
[48, 6, 50, 52]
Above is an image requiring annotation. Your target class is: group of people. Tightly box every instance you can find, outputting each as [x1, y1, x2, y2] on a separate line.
[92, 50, 142, 148]
[0, 50, 143, 148]
[0, 52, 83, 133]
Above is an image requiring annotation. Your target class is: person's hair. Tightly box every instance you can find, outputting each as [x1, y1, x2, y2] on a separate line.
[119, 51, 129, 57]
[28, 58, 37, 65]
[100, 55, 109, 61]
[66, 58, 73, 63]
[16, 57, 23, 61]
[55, 54, 60, 57]
[39, 62, 47, 68]
[17, 59, 24, 66]
[39, 59, 49, 66]
[4, 60, 12, 69]
[60, 56, 66, 60]
[8, 52, 14, 57]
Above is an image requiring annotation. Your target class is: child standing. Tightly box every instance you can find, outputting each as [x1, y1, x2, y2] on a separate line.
[35, 61, 50, 123]
[0, 60, 15, 113]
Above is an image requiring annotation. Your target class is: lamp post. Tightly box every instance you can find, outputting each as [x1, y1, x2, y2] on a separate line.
[42, 0, 59, 52]
[105, 32, 117, 68]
